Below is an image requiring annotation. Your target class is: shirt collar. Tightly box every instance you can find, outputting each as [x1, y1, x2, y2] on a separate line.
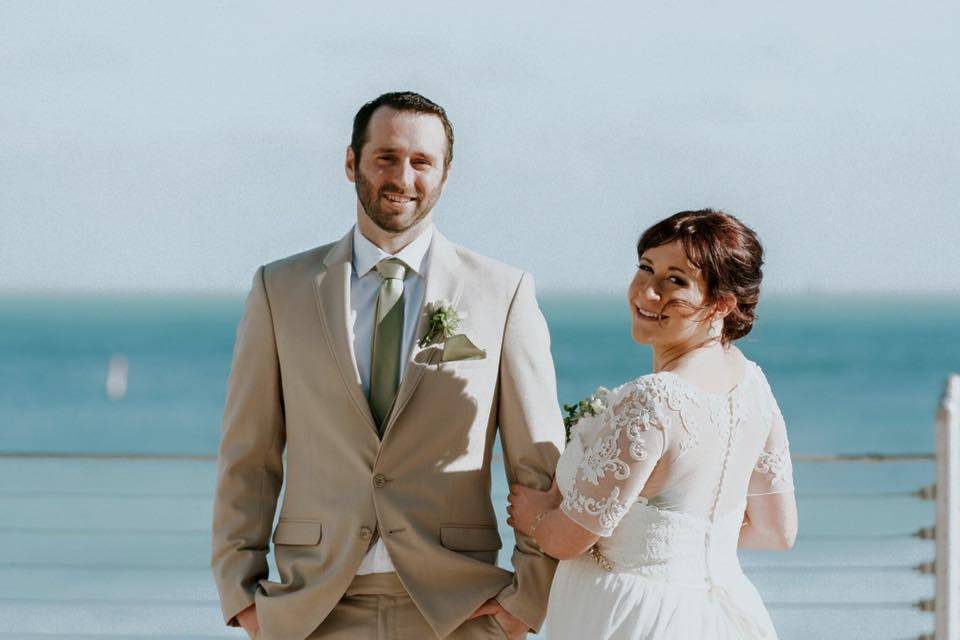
[352, 223, 434, 279]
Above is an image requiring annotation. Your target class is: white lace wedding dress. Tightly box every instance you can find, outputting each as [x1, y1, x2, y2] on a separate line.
[545, 360, 794, 639]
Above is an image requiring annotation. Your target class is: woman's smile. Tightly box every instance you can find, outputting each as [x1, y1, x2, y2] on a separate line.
[634, 306, 667, 321]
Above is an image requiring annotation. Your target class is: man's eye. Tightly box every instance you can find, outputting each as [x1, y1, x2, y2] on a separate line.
[377, 155, 395, 163]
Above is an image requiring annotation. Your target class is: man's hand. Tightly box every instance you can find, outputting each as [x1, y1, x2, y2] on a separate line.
[468, 598, 529, 639]
[236, 603, 259, 639]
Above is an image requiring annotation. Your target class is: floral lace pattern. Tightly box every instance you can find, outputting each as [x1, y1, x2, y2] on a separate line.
[561, 377, 670, 536]
[559, 361, 795, 538]
[579, 426, 630, 485]
[563, 485, 629, 535]
[753, 444, 793, 487]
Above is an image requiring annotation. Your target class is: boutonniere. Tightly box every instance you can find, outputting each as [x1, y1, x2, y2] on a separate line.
[418, 300, 486, 362]
[418, 299, 464, 348]
[562, 387, 609, 442]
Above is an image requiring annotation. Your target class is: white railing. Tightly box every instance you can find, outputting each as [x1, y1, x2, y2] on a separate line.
[1, 375, 957, 639]
[744, 374, 957, 640]
[917, 374, 959, 640]
[934, 374, 959, 639]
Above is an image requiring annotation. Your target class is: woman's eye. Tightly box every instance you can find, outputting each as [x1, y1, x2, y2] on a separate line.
[669, 276, 687, 286]
[638, 263, 653, 273]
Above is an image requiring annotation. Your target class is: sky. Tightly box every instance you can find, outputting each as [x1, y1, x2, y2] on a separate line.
[1, 1, 958, 294]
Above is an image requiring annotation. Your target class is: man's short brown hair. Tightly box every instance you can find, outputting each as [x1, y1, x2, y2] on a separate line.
[351, 91, 454, 169]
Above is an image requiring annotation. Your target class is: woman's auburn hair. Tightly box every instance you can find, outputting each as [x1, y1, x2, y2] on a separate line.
[636, 209, 764, 343]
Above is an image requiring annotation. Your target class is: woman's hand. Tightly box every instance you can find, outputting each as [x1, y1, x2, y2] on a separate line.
[507, 478, 562, 537]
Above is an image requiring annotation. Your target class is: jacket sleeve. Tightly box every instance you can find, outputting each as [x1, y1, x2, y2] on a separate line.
[494, 271, 565, 632]
[210, 266, 287, 626]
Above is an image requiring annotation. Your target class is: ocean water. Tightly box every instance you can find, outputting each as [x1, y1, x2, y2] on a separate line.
[1, 293, 957, 457]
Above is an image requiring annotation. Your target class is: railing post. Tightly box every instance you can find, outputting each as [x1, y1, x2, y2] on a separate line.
[935, 374, 960, 640]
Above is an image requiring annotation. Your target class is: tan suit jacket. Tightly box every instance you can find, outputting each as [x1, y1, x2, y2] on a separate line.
[211, 229, 565, 640]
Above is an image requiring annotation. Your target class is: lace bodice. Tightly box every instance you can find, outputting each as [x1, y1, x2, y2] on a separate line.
[556, 360, 793, 581]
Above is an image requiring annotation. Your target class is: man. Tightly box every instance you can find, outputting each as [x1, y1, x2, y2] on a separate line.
[211, 91, 564, 640]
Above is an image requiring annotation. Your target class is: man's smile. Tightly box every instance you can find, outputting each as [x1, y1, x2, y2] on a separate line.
[382, 192, 416, 204]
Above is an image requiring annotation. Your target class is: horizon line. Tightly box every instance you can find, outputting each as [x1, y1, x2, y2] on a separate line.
[0, 287, 958, 299]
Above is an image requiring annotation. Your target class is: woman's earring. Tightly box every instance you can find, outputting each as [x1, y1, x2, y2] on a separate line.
[708, 322, 721, 338]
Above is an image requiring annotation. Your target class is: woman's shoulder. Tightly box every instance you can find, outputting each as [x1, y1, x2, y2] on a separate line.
[721, 346, 771, 392]
[611, 371, 669, 395]
[737, 353, 774, 392]
[609, 372, 688, 412]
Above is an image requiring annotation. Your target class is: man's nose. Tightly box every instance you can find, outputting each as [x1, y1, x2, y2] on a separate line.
[395, 160, 415, 190]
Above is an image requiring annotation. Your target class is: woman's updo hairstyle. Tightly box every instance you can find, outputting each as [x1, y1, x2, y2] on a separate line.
[636, 209, 764, 344]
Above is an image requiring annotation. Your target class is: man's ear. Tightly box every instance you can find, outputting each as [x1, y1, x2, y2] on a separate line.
[345, 146, 357, 183]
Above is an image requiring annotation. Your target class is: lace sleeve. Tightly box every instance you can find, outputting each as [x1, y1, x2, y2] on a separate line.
[748, 375, 794, 496]
[559, 378, 668, 537]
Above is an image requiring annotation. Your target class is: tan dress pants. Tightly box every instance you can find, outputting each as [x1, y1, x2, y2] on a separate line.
[307, 573, 509, 640]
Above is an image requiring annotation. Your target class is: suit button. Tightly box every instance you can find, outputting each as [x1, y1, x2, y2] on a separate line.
[373, 474, 387, 488]
[359, 527, 373, 541]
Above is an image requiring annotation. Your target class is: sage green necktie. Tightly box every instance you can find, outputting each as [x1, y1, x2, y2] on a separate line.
[369, 258, 407, 431]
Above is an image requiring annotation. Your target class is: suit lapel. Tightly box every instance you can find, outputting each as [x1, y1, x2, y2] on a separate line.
[381, 230, 464, 438]
[313, 231, 378, 434]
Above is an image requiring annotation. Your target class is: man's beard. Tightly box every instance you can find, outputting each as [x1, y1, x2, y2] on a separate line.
[355, 168, 442, 234]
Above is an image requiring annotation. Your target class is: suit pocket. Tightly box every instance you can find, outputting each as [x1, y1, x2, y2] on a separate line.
[272, 520, 322, 546]
[438, 359, 489, 372]
[440, 334, 487, 363]
[440, 525, 502, 564]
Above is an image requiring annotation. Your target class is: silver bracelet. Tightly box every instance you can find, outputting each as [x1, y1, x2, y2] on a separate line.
[529, 512, 546, 552]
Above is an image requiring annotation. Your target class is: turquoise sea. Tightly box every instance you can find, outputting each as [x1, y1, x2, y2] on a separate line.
[1, 293, 958, 639]
[1, 293, 957, 457]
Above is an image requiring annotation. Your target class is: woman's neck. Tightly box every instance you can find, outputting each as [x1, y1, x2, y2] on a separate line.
[652, 338, 726, 373]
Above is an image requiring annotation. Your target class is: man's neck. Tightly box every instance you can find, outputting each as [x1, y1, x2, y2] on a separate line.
[356, 212, 434, 255]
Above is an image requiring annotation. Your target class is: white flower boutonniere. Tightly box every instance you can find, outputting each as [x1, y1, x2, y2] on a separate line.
[418, 300, 487, 363]
[418, 299, 465, 348]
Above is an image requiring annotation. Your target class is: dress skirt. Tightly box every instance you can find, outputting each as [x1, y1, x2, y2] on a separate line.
[544, 554, 779, 640]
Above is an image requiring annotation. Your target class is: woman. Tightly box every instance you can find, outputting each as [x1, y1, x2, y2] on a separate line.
[508, 210, 797, 639]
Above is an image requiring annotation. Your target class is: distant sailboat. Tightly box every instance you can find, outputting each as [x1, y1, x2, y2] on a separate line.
[106, 354, 128, 400]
